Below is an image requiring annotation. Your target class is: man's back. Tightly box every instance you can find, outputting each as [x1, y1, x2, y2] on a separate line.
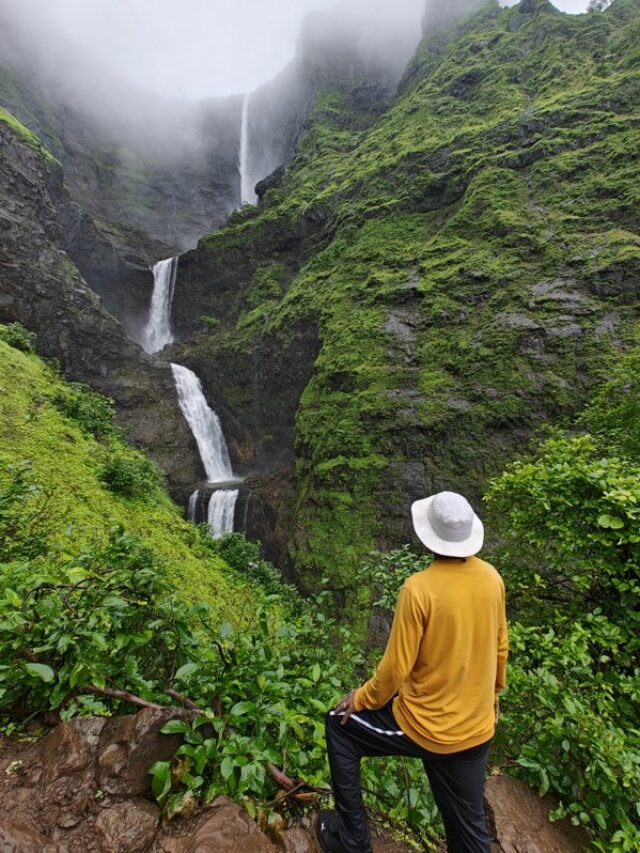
[355, 556, 508, 752]
[395, 556, 507, 752]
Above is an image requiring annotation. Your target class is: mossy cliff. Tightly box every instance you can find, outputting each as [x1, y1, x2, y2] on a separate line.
[170, 0, 640, 594]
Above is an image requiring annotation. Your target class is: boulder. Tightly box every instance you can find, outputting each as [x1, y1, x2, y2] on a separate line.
[157, 797, 277, 852]
[0, 813, 65, 853]
[282, 827, 318, 852]
[97, 709, 187, 797]
[95, 800, 160, 853]
[485, 775, 591, 852]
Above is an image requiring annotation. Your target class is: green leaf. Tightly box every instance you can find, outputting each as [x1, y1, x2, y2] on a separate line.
[175, 662, 198, 681]
[150, 760, 172, 801]
[24, 662, 55, 683]
[311, 663, 321, 683]
[597, 514, 624, 529]
[220, 756, 235, 781]
[220, 621, 233, 638]
[160, 719, 192, 735]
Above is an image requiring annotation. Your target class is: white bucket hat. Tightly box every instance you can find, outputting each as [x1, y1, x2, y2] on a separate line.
[411, 491, 484, 558]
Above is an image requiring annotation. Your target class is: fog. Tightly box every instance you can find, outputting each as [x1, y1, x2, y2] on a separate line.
[0, 0, 424, 101]
[0, 0, 589, 104]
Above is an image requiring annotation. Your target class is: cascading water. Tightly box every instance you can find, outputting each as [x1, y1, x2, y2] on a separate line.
[170, 363, 239, 537]
[141, 257, 178, 354]
[171, 364, 233, 482]
[239, 93, 256, 206]
[187, 490, 199, 522]
[207, 489, 239, 538]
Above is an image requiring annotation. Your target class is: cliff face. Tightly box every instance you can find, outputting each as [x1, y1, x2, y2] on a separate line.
[0, 117, 202, 493]
[168, 0, 640, 588]
[1, 0, 638, 599]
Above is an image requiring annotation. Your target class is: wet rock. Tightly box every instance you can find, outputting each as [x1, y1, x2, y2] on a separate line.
[282, 826, 319, 852]
[95, 800, 160, 852]
[485, 775, 590, 852]
[97, 709, 187, 797]
[0, 813, 64, 853]
[158, 797, 276, 853]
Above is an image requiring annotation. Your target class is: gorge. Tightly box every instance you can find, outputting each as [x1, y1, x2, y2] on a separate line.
[1, 0, 639, 589]
[0, 0, 639, 849]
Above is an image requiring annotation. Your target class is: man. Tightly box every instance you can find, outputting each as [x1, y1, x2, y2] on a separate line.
[318, 491, 508, 853]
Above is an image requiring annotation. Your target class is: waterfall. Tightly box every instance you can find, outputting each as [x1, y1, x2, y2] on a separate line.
[187, 489, 199, 522]
[171, 363, 239, 538]
[239, 93, 256, 205]
[207, 489, 239, 538]
[171, 364, 233, 482]
[141, 257, 178, 354]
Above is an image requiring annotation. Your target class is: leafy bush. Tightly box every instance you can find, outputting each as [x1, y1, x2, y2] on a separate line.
[51, 382, 117, 440]
[210, 533, 297, 598]
[356, 545, 430, 612]
[100, 452, 163, 499]
[0, 461, 54, 561]
[487, 429, 640, 850]
[0, 525, 202, 718]
[0, 322, 36, 353]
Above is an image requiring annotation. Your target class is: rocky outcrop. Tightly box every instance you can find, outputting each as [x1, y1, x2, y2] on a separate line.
[0, 711, 415, 852]
[485, 775, 590, 852]
[0, 119, 202, 494]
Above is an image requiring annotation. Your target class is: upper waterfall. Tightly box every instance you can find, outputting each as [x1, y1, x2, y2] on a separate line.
[141, 257, 178, 354]
[171, 363, 234, 482]
[239, 93, 256, 206]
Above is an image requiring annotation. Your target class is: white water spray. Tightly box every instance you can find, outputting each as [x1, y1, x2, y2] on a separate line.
[239, 93, 256, 205]
[171, 363, 239, 538]
[171, 364, 233, 482]
[141, 257, 178, 354]
[187, 489, 199, 522]
[207, 489, 239, 538]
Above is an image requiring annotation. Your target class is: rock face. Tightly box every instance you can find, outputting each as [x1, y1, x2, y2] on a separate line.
[0, 712, 416, 852]
[0, 120, 202, 494]
[165, 0, 640, 594]
[485, 775, 591, 852]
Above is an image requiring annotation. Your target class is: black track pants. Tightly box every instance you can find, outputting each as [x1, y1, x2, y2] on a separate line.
[325, 702, 492, 853]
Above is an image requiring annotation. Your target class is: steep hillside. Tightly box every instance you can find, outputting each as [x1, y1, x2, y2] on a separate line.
[170, 0, 640, 592]
[0, 329, 248, 616]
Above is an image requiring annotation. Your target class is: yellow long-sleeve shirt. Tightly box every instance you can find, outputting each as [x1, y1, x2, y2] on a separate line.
[355, 556, 508, 754]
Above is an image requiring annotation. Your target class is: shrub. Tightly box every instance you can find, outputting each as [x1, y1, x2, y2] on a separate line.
[210, 533, 296, 598]
[487, 430, 640, 850]
[0, 322, 36, 353]
[0, 526, 202, 717]
[51, 382, 117, 440]
[0, 461, 54, 561]
[100, 452, 162, 499]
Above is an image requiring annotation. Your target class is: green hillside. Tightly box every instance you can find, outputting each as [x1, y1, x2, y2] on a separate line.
[177, 0, 640, 593]
[0, 329, 247, 617]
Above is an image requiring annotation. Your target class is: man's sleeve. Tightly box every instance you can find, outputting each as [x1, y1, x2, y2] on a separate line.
[354, 582, 425, 711]
[495, 579, 509, 694]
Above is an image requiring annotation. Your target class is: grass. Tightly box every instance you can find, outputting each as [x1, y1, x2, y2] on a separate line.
[0, 105, 60, 166]
[0, 337, 252, 623]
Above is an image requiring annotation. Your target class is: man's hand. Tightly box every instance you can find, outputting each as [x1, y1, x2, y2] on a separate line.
[334, 689, 358, 725]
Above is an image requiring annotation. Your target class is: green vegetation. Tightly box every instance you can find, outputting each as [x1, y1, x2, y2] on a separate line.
[486, 340, 640, 852]
[0, 105, 59, 165]
[0, 328, 248, 615]
[189, 0, 640, 598]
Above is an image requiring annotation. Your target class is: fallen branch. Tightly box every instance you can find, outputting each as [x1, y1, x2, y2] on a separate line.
[166, 688, 202, 712]
[86, 684, 166, 711]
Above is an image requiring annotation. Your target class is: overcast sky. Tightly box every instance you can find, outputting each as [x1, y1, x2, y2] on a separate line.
[3, 0, 591, 100]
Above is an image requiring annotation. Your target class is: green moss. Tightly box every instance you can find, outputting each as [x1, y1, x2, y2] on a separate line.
[185, 0, 640, 595]
[0, 336, 251, 622]
[0, 105, 60, 166]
